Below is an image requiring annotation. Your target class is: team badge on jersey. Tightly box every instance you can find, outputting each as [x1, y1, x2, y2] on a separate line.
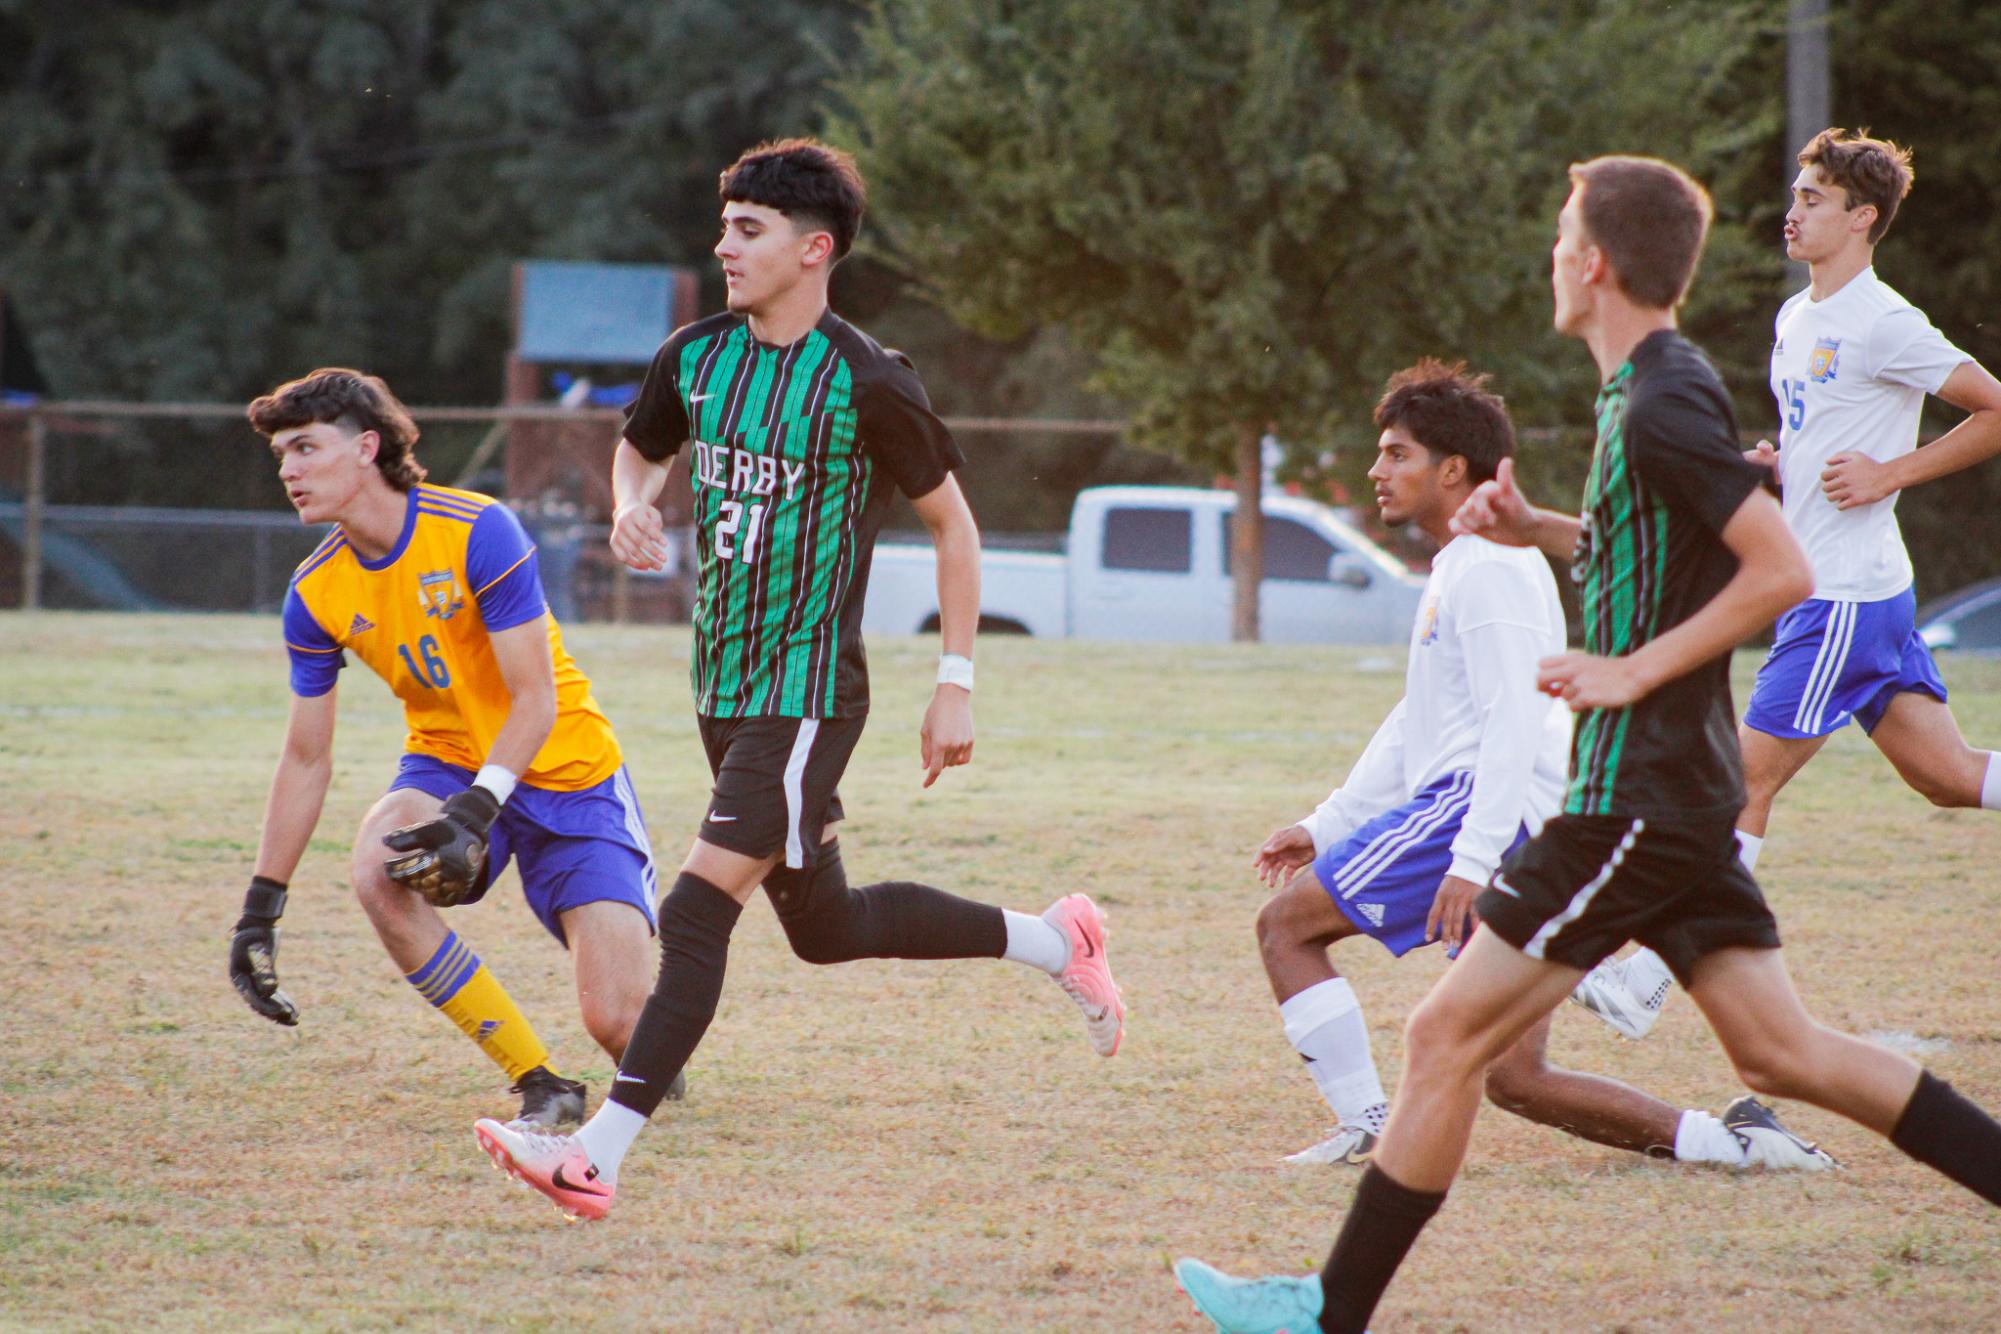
[1809, 337, 1842, 383]
[1416, 597, 1440, 646]
[418, 569, 467, 621]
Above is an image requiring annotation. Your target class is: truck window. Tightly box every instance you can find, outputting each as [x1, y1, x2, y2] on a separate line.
[1102, 507, 1193, 573]
[1221, 514, 1339, 582]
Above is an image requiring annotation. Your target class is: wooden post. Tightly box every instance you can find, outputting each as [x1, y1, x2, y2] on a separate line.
[23, 411, 45, 611]
[1230, 424, 1262, 643]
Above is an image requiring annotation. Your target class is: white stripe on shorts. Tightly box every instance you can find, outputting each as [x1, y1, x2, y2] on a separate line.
[1793, 599, 1856, 734]
[1522, 818, 1645, 961]
[611, 766, 659, 914]
[1331, 772, 1474, 898]
[782, 719, 821, 869]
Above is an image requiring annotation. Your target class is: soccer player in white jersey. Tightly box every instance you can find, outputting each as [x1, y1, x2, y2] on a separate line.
[1254, 359, 1829, 1172]
[1574, 129, 2001, 1038]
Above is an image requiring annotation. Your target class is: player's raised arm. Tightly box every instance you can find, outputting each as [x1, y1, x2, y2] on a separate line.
[1540, 487, 1813, 710]
[1449, 458, 1582, 559]
[1821, 360, 2001, 509]
[912, 473, 978, 787]
[230, 689, 338, 1026]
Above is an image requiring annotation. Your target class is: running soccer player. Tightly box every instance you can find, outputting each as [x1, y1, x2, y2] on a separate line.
[1256, 358, 1826, 1174]
[228, 368, 677, 1126]
[1176, 156, 2001, 1334]
[471, 138, 1123, 1220]
[1574, 128, 2001, 1037]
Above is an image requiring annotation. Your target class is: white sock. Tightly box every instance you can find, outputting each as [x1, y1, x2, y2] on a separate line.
[1002, 909, 1069, 974]
[1735, 830, 1764, 871]
[1279, 977, 1387, 1131]
[1981, 753, 2001, 811]
[574, 1100, 649, 1184]
[1674, 1109, 1747, 1166]
[1621, 947, 1674, 1010]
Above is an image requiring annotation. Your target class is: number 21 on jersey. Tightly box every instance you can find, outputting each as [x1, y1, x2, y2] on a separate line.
[716, 499, 767, 563]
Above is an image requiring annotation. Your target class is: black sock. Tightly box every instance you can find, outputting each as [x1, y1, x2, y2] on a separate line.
[1317, 1163, 1447, 1333]
[606, 872, 742, 1118]
[772, 841, 1006, 964]
[1890, 1070, 2001, 1205]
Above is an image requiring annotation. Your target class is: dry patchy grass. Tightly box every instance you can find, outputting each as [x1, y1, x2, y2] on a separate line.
[2, 613, 1997, 1332]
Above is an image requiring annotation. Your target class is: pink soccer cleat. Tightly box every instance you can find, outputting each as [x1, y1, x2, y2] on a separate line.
[1043, 893, 1124, 1056]
[473, 1117, 615, 1221]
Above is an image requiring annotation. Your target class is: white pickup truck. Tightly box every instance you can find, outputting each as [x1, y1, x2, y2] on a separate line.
[862, 485, 1427, 644]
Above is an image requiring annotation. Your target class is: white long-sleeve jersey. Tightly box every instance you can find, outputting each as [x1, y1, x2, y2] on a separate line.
[1298, 534, 1571, 885]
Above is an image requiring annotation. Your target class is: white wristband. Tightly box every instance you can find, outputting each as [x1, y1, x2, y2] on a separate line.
[473, 763, 519, 806]
[936, 654, 975, 691]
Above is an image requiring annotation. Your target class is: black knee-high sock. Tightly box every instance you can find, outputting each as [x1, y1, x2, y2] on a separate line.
[607, 872, 742, 1118]
[1891, 1070, 2001, 1204]
[771, 841, 1006, 964]
[1316, 1163, 1447, 1333]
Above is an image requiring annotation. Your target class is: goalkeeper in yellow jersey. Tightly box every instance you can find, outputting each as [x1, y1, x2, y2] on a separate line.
[227, 367, 678, 1125]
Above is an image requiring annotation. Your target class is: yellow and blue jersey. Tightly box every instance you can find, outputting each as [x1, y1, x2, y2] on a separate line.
[283, 484, 620, 792]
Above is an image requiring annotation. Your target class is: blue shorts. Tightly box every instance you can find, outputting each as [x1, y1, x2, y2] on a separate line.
[388, 754, 659, 945]
[1743, 589, 1948, 739]
[1310, 772, 1529, 958]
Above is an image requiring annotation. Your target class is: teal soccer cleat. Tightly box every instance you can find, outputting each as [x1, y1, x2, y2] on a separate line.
[1174, 1258, 1326, 1334]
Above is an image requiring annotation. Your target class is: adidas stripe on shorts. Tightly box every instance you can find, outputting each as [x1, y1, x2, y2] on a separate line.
[1743, 588, 1947, 739]
[1309, 772, 1527, 958]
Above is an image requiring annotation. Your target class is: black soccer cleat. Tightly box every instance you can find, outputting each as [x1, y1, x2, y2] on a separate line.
[511, 1066, 587, 1128]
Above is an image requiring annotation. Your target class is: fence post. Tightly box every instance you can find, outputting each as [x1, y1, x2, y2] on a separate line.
[23, 411, 46, 611]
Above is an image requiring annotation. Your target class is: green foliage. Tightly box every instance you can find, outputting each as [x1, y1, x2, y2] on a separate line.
[0, 0, 862, 404]
[837, 0, 1786, 483]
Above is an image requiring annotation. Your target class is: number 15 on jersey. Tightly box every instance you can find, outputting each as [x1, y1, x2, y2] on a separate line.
[1779, 378, 1807, 432]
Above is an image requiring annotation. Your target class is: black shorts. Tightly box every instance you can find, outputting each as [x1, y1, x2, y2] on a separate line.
[1475, 813, 1781, 985]
[695, 714, 866, 869]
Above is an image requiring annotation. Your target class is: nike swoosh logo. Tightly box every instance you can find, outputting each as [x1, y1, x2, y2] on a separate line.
[551, 1162, 606, 1194]
[1079, 934, 1096, 959]
[707, 812, 737, 823]
[690, 393, 715, 403]
[613, 1073, 645, 1083]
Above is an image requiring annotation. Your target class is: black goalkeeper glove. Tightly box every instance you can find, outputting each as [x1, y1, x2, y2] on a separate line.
[382, 785, 500, 907]
[228, 875, 300, 1026]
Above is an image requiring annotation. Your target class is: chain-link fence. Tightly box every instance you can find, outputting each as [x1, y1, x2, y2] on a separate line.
[0, 401, 1129, 619]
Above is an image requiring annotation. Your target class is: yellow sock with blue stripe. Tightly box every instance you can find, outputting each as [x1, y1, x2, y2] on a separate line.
[405, 930, 551, 1082]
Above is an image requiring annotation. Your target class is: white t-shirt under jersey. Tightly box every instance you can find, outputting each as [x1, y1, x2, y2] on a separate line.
[1299, 533, 1571, 886]
[1769, 267, 1968, 601]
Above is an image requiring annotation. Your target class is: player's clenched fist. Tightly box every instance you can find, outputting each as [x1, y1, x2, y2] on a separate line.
[609, 499, 671, 572]
[228, 875, 300, 1026]
[382, 786, 499, 906]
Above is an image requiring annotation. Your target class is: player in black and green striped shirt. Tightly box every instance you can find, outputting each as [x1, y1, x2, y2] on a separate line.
[472, 139, 1124, 1222]
[1181, 155, 2001, 1334]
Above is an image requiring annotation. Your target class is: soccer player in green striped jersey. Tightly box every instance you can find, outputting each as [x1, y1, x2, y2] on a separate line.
[1177, 156, 2001, 1334]
[472, 139, 1124, 1221]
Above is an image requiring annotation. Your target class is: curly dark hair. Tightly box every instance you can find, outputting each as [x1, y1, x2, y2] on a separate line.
[247, 368, 425, 491]
[1373, 358, 1515, 485]
[1798, 127, 1914, 245]
[719, 137, 867, 261]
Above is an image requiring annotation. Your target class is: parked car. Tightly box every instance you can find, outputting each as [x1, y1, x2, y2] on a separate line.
[1916, 576, 2001, 654]
[863, 485, 1426, 644]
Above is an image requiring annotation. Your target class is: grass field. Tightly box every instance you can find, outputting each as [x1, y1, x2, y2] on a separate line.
[3, 612, 1998, 1332]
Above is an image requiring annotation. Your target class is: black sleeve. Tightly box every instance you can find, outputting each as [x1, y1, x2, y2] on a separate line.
[1627, 380, 1766, 535]
[622, 337, 690, 463]
[857, 353, 966, 500]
